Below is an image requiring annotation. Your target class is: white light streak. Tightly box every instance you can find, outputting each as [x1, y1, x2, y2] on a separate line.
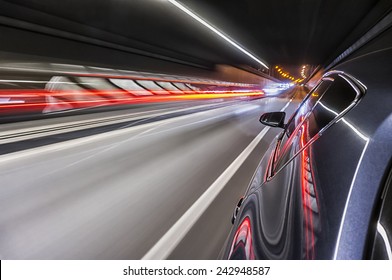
[377, 222, 392, 259]
[318, 101, 369, 141]
[333, 139, 369, 259]
[315, 101, 370, 259]
[142, 99, 292, 259]
[166, 0, 268, 69]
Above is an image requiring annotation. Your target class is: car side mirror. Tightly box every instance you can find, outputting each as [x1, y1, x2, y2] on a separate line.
[259, 112, 286, 128]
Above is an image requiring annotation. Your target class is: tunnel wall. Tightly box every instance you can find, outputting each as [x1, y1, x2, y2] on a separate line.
[0, 24, 278, 88]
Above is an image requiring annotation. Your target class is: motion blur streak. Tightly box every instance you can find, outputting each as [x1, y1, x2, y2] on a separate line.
[0, 89, 264, 115]
[166, 0, 268, 69]
[142, 99, 291, 259]
[333, 140, 370, 260]
[0, 89, 264, 99]
[316, 101, 372, 259]
[142, 124, 272, 259]
[0, 95, 294, 259]
[300, 122, 318, 259]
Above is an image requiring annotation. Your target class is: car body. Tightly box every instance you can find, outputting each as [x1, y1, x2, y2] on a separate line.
[221, 22, 392, 260]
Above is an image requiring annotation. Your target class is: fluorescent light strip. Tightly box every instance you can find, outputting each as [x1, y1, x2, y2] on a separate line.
[167, 0, 268, 69]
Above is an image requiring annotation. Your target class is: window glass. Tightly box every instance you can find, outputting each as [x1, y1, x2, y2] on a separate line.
[285, 81, 332, 137]
[273, 80, 332, 170]
[307, 77, 358, 140]
[273, 74, 360, 172]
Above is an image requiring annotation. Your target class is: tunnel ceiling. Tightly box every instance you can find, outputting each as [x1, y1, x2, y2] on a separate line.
[0, 0, 390, 70]
[181, 0, 387, 66]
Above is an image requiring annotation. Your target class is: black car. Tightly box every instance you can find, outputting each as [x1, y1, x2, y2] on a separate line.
[222, 21, 392, 260]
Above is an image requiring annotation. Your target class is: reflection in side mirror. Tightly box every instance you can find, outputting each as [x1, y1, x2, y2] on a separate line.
[259, 112, 286, 128]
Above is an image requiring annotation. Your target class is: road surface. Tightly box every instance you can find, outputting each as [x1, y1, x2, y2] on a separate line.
[0, 88, 305, 259]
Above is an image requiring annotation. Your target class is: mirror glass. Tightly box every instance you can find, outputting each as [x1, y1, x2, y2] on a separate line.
[259, 112, 285, 128]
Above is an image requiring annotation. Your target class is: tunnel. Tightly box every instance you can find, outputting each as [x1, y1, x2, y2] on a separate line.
[0, 0, 391, 263]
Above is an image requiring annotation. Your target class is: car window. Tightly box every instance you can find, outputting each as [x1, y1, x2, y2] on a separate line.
[273, 72, 364, 173]
[272, 80, 332, 171]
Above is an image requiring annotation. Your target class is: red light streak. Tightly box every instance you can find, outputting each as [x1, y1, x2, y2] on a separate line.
[300, 124, 309, 259]
[300, 122, 317, 259]
[0, 89, 264, 115]
[229, 217, 255, 259]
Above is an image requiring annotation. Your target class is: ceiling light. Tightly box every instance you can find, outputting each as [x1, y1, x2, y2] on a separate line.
[166, 0, 269, 69]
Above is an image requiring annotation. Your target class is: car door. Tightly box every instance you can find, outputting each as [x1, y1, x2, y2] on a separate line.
[224, 71, 366, 260]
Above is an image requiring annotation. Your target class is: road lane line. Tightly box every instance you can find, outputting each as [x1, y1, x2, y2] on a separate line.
[142, 100, 292, 259]
[280, 97, 293, 111]
[142, 126, 271, 259]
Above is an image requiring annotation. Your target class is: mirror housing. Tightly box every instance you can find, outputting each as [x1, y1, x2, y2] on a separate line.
[259, 112, 286, 128]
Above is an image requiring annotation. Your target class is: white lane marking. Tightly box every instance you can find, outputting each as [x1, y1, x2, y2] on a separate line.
[0, 109, 166, 136]
[280, 98, 293, 111]
[142, 100, 292, 259]
[142, 127, 271, 259]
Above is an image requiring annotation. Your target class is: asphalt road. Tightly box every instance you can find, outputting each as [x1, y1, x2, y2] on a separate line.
[0, 88, 304, 259]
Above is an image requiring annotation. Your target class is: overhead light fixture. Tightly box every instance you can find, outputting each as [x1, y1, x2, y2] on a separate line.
[166, 0, 269, 69]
